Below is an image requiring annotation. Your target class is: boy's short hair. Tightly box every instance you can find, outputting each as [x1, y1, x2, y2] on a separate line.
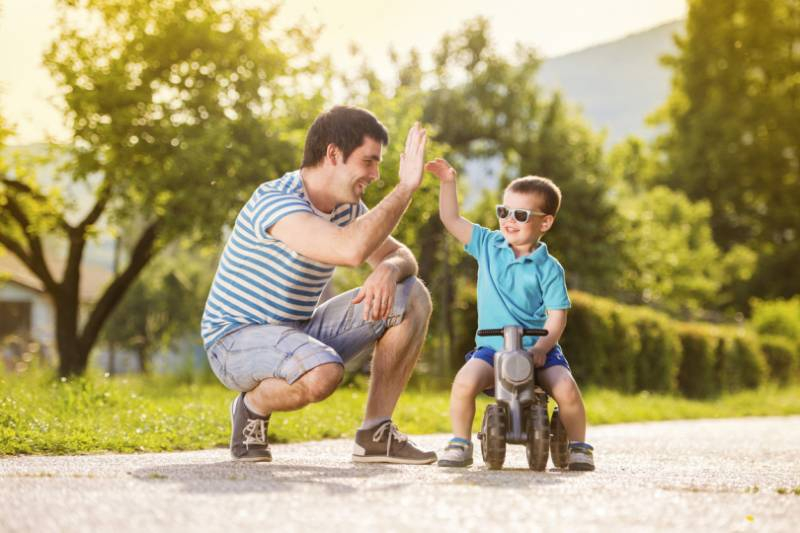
[302, 106, 389, 168]
[506, 176, 562, 216]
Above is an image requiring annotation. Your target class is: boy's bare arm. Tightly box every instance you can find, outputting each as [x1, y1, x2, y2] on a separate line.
[426, 158, 473, 245]
[269, 124, 427, 267]
[530, 309, 568, 367]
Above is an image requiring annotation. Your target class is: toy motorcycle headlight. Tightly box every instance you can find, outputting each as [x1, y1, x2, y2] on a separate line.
[502, 352, 532, 384]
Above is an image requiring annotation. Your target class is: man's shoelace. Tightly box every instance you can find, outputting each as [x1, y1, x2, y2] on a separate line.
[242, 418, 267, 448]
[372, 421, 408, 455]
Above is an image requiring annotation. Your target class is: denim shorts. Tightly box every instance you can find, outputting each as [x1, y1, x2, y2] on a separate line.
[465, 345, 571, 397]
[206, 276, 419, 392]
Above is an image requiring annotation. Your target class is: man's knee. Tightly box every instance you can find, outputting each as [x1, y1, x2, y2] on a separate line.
[298, 363, 344, 404]
[405, 277, 432, 321]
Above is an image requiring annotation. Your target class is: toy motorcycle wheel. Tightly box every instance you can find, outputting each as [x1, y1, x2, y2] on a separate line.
[549, 407, 569, 469]
[526, 404, 550, 471]
[479, 404, 507, 470]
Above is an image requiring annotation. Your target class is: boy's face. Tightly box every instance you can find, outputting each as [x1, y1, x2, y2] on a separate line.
[498, 190, 555, 248]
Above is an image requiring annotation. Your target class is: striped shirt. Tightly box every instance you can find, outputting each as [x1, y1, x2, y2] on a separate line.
[201, 170, 365, 349]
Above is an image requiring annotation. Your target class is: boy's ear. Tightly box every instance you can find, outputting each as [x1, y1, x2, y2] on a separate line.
[539, 214, 555, 232]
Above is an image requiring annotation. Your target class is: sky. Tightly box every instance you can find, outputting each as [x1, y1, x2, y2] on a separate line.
[0, 0, 687, 144]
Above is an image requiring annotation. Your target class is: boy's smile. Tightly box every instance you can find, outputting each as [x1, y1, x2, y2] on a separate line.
[498, 190, 554, 256]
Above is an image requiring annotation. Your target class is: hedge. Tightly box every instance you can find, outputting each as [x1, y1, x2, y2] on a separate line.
[560, 291, 796, 397]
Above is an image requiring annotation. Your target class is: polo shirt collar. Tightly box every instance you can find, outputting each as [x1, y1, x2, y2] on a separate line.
[493, 236, 550, 265]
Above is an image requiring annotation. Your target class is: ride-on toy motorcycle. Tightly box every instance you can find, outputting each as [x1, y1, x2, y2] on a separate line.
[476, 326, 569, 471]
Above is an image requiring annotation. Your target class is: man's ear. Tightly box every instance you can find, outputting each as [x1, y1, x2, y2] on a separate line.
[326, 144, 342, 165]
[540, 215, 555, 232]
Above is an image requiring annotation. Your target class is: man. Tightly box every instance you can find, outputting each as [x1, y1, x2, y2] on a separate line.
[202, 106, 435, 464]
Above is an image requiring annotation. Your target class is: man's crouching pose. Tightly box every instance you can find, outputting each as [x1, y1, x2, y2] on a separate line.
[201, 106, 435, 464]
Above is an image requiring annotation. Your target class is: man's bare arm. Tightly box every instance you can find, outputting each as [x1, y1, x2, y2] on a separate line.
[269, 124, 427, 266]
[366, 237, 418, 280]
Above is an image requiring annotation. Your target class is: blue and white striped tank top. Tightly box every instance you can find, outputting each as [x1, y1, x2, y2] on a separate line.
[201, 170, 365, 349]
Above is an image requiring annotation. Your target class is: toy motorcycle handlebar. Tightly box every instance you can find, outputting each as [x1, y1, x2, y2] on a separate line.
[477, 327, 548, 337]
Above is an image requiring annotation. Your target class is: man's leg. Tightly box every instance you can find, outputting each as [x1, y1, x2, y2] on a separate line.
[208, 324, 344, 462]
[245, 362, 343, 415]
[363, 277, 432, 421]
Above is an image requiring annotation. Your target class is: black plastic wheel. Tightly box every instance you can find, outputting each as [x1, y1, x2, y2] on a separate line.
[479, 404, 507, 470]
[549, 407, 569, 469]
[526, 404, 550, 471]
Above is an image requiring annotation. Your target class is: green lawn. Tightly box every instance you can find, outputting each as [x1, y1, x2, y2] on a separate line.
[2, 369, 800, 455]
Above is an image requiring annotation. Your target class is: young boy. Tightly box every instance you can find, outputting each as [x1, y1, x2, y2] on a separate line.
[425, 158, 594, 471]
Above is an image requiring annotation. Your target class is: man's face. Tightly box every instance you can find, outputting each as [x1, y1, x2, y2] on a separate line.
[332, 136, 382, 204]
[498, 190, 553, 247]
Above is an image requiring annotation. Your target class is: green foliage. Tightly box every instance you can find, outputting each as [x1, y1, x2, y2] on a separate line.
[562, 290, 795, 395]
[419, 18, 625, 297]
[4, 367, 800, 455]
[617, 186, 723, 315]
[714, 327, 768, 393]
[750, 296, 800, 341]
[760, 335, 798, 385]
[677, 324, 719, 398]
[655, 0, 800, 302]
[101, 241, 217, 371]
[1, 0, 327, 375]
[632, 311, 682, 393]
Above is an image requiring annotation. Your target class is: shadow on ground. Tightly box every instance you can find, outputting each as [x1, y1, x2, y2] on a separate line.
[131, 461, 572, 494]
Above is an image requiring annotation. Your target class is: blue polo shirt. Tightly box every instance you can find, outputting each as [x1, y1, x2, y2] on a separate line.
[466, 224, 571, 351]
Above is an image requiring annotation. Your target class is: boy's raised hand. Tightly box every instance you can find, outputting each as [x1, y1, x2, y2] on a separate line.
[425, 158, 457, 183]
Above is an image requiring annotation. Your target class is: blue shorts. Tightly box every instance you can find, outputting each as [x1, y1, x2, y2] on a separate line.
[206, 276, 419, 392]
[465, 345, 571, 396]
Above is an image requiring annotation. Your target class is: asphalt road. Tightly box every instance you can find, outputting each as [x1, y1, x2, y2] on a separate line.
[2, 417, 799, 532]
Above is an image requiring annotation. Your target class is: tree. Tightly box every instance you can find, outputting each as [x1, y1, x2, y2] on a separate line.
[655, 0, 800, 303]
[101, 241, 216, 373]
[421, 18, 626, 296]
[0, 0, 324, 375]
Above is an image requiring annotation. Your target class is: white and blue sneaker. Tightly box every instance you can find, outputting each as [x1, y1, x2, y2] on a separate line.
[568, 441, 595, 471]
[437, 438, 473, 468]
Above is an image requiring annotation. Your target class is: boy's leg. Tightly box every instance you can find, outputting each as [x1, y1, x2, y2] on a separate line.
[537, 365, 587, 442]
[449, 358, 495, 440]
[438, 357, 493, 467]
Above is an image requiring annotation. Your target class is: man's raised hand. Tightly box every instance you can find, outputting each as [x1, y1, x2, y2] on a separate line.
[398, 122, 427, 192]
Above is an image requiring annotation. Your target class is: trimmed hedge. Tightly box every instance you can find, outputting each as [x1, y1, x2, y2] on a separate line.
[560, 291, 797, 398]
[760, 335, 798, 385]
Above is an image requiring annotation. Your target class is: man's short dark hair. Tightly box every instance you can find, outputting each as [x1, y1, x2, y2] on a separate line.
[506, 176, 562, 216]
[301, 106, 389, 168]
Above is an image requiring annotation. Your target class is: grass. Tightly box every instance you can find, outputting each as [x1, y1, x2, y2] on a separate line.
[2, 368, 800, 455]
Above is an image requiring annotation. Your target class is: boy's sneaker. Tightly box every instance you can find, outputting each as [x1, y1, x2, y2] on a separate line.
[437, 439, 473, 467]
[230, 392, 272, 462]
[568, 442, 595, 471]
[352, 420, 437, 464]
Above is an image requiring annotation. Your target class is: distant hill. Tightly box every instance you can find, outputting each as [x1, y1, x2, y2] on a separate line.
[538, 19, 683, 145]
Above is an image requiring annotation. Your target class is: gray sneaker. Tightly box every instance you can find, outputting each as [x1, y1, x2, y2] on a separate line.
[437, 439, 473, 467]
[352, 420, 437, 464]
[568, 442, 595, 471]
[230, 393, 272, 462]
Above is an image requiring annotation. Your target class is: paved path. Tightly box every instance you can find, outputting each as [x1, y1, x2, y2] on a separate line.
[2, 417, 799, 532]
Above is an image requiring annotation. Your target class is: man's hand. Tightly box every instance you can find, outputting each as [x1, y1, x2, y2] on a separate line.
[425, 158, 457, 183]
[397, 122, 427, 192]
[351, 263, 400, 321]
[529, 347, 548, 368]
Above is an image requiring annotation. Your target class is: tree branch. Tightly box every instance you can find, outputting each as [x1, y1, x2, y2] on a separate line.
[76, 179, 112, 231]
[78, 220, 162, 355]
[1, 196, 58, 290]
